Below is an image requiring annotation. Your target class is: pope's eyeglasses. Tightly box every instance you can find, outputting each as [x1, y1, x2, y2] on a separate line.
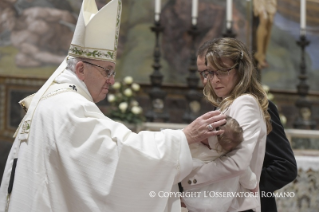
[82, 61, 116, 78]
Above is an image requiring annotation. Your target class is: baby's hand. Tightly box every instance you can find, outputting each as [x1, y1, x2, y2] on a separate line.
[250, 184, 259, 193]
[180, 198, 186, 207]
[200, 139, 211, 149]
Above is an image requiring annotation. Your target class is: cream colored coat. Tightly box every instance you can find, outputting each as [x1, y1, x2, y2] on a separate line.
[0, 70, 193, 212]
[181, 94, 267, 212]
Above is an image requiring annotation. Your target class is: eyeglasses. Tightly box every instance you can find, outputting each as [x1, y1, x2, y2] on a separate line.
[82, 61, 116, 78]
[199, 68, 233, 79]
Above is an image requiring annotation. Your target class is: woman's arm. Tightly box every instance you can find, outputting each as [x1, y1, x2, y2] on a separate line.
[239, 167, 257, 190]
[181, 95, 266, 189]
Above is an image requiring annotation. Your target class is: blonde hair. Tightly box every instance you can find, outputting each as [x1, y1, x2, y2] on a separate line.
[203, 38, 272, 134]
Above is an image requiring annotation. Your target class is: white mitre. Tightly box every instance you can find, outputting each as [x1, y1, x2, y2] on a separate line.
[69, 0, 122, 63]
[15, 0, 122, 140]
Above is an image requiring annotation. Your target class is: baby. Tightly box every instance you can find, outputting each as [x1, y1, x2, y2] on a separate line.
[181, 116, 257, 212]
[210, 115, 243, 152]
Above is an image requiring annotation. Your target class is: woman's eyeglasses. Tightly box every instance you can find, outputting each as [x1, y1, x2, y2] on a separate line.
[199, 68, 233, 79]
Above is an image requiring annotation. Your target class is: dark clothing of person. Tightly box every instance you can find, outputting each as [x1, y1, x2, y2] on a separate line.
[259, 100, 297, 212]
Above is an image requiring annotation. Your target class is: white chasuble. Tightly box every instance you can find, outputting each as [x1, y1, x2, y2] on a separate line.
[0, 70, 192, 212]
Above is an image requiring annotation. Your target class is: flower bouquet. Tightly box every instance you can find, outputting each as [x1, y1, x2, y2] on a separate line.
[107, 76, 145, 124]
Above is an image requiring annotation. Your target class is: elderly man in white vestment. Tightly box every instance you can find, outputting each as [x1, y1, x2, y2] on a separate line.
[0, 1, 226, 212]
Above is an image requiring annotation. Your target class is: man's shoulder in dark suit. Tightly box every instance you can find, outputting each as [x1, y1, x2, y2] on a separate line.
[259, 100, 298, 212]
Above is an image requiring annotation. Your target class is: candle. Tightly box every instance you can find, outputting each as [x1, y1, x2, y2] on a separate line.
[155, 0, 161, 22]
[192, 0, 198, 25]
[226, 0, 232, 29]
[300, 0, 306, 35]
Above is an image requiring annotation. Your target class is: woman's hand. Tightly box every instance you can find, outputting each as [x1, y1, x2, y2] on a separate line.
[183, 111, 226, 144]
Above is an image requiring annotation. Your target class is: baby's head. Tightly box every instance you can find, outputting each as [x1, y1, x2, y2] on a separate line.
[217, 116, 243, 152]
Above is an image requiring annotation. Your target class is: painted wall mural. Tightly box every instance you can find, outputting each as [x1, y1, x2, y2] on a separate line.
[0, 0, 318, 91]
[263, 0, 319, 91]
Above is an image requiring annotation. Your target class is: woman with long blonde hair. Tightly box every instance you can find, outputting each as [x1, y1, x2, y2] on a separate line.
[181, 38, 271, 212]
[204, 38, 271, 133]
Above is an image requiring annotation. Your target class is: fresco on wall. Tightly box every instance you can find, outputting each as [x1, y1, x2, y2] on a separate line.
[261, 0, 319, 91]
[0, 0, 318, 92]
[0, 0, 77, 78]
[116, 0, 248, 85]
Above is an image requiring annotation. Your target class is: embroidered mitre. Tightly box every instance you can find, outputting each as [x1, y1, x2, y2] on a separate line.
[14, 0, 122, 139]
[68, 0, 122, 63]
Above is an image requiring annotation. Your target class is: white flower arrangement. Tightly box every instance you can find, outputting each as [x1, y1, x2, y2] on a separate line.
[107, 94, 116, 103]
[123, 76, 133, 84]
[124, 88, 133, 97]
[131, 83, 140, 91]
[119, 102, 128, 112]
[107, 76, 145, 124]
[112, 82, 121, 89]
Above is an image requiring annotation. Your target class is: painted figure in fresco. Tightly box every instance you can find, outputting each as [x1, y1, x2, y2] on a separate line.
[11, 7, 76, 67]
[0, 0, 76, 67]
[0, 0, 17, 46]
[253, 0, 277, 69]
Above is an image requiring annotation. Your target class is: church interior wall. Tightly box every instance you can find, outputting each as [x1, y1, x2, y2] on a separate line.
[0, 0, 319, 210]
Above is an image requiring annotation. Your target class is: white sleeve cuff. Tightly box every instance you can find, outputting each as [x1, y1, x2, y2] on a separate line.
[174, 130, 193, 184]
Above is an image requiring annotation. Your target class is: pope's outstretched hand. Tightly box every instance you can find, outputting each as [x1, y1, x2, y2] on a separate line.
[183, 111, 226, 144]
